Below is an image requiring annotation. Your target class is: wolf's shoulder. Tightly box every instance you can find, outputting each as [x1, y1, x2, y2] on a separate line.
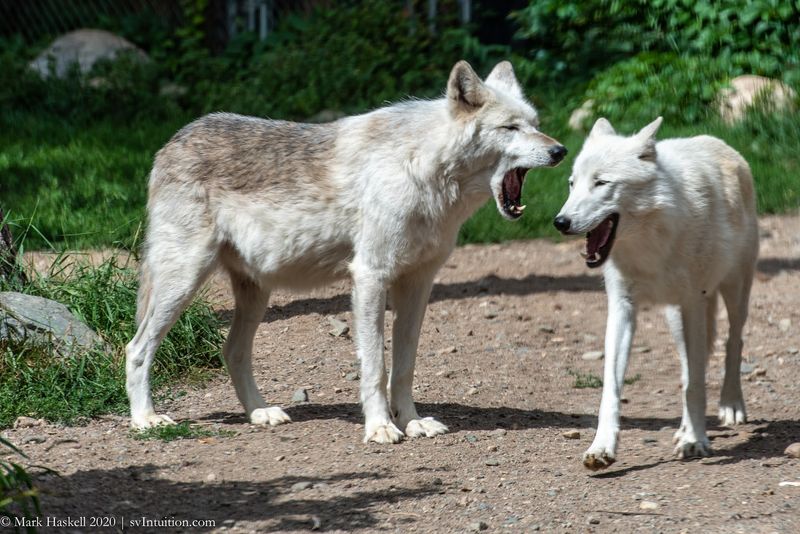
[657, 135, 747, 166]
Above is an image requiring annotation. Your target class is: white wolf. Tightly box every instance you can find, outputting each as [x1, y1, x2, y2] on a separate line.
[554, 117, 758, 469]
[126, 61, 566, 444]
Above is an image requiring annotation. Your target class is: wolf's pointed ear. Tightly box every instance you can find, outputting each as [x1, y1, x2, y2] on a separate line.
[635, 116, 663, 162]
[447, 61, 488, 117]
[485, 61, 522, 99]
[589, 117, 616, 138]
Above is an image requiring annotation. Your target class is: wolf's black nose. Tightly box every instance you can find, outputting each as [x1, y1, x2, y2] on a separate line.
[549, 145, 568, 163]
[553, 215, 571, 233]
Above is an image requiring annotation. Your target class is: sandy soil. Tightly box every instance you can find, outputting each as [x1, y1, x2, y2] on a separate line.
[5, 215, 800, 533]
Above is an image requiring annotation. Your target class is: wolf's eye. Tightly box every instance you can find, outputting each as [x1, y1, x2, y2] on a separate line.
[568, 179, 574, 188]
[501, 125, 519, 131]
[594, 179, 609, 187]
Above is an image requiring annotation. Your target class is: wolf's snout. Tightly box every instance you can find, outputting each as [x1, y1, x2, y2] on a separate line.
[553, 215, 571, 233]
[548, 145, 568, 164]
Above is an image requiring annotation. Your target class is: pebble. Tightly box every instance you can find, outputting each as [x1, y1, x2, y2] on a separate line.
[642, 437, 658, 444]
[778, 481, 800, 487]
[344, 371, 359, 381]
[291, 481, 313, 492]
[581, 350, 604, 361]
[490, 428, 507, 437]
[438, 346, 457, 355]
[275, 455, 285, 461]
[562, 430, 581, 439]
[587, 517, 600, 525]
[778, 318, 791, 332]
[740, 362, 755, 374]
[468, 521, 488, 532]
[327, 317, 350, 337]
[784, 442, 800, 459]
[205, 473, 217, 482]
[484, 458, 500, 466]
[466, 387, 479, 396]
[13, 416, 46, 429]
[632, 345, 652, 354]
[539, 325, 556, 334]
[465, 434, 478, 443]
[292, 388, 309, 403]
[639, 500, 659, 510]
[788, 347, 799, 355]
[487, 444, 498, 452]
[22, 435, 47, 444]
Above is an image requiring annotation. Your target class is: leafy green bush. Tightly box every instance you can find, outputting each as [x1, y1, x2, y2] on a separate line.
[199, 0, 508, 118]
[513, 0, 800, 85]
[585, 52, 728, 124]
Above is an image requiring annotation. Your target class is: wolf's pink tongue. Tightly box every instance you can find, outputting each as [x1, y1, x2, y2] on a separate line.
[586, 219, 613, 255]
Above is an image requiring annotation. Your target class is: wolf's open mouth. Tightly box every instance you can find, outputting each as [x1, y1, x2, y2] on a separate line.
[500, 167, 529, 219]
[582, 213, 619, 268]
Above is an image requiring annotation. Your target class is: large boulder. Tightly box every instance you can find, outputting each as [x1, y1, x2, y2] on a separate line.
[0, 292, 105, 356]
[718, 75, 796, 124]
[29, 29, 148, 78]
[568, 99, 594, 132]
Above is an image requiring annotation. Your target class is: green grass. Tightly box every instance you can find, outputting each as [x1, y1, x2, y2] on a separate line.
[568, 369, 603, 389]
[0, 254, 224, 429]
[2, 103, 798, 251]
[131, 421, 235, 442]
[568, 369, 642, 389]
[1, 435, 42, 530]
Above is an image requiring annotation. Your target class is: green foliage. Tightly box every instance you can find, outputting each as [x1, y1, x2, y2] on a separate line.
[568, 369, 603, 389]
[513, 0, 800, 85]
[0, 436, 41, 532]
[585, 52, 728, 124]
[0, 255, 224, 428]
[131, 422, 235, 442]
[567, 370, 641, 389]
[200, 0, 508, 118]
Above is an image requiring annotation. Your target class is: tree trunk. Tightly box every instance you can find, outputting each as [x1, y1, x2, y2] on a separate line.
[0, 208, 27, 287]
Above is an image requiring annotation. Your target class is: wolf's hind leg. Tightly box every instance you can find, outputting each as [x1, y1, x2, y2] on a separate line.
[668, 301, 711, 459]
[718, 266, 753, 426]
[126, 237, 218, 429]
[224, 271, 290, 426]
[389, 265, 448, 439]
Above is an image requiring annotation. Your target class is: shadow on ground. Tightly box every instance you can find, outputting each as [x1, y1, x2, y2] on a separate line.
[38, 467, 439, 532]
[216, 273, 603, 323]
[757, 257, 800, 276]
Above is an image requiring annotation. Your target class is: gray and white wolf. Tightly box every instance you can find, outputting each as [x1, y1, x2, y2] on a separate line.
[554, 117, 758, 469]
[126, 60, 566, 443]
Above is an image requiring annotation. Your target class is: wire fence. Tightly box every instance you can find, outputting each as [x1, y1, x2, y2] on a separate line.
[0, 1, 472, 47]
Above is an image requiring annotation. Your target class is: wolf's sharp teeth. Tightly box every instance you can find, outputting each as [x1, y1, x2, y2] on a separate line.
[580, 251, 588, 259]
[518, 205, 526, 211]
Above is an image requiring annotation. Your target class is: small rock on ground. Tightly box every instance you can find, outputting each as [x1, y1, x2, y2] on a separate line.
[581, 350, 604, 361]
[639, 500, 659, 510]
[292, 388, 309, 403]
[291, 481, 313, 492]
[562, 430, 581, 439]
[468, 521, 488, 531]
[327, 317, 349, 337]
[784, 442, 800, 458]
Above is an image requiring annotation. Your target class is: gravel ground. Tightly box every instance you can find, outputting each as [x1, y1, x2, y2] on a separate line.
[4, 214, 800, 533]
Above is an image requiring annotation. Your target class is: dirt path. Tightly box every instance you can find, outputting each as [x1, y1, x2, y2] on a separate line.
[6, 215, 800, 533]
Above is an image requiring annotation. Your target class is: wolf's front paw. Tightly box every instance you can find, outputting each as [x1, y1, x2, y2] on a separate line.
[364, 421, 404, 444]
[131, 412, 176, 429]
[718, 401, 747, 427]
[583, 447, 616, 471]
[404, 417, 449, 438]
[250, 407, 292, 426]
[674, 436, 710, 459]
